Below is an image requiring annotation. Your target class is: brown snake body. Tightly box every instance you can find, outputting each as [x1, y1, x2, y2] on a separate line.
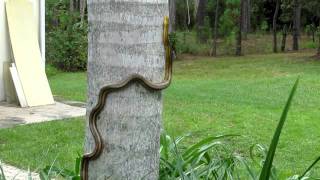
[81, 16, 173, 180]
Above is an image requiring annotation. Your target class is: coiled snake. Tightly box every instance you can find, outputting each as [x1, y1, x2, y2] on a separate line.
[81, 16, 173, 180]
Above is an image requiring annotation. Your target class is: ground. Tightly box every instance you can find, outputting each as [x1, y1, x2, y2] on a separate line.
[0, 51, 320, 178]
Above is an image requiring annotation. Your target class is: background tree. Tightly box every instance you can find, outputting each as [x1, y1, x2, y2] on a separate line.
[303, 0, 320, 56]
[196, 0, 208, 42]
[292, 0, 301, 51]
[317, 27, 320, 56]
[194, 0, 200, 18]
[84, 0, 168, 179]
[241, 0, 250, 39]
[69, 0, 74, 12]
[236, 0, 243, 56]
[79, 0, 86, 22]
[281, 25, 288, 52]
[211, 0, 219, 56]
[272, 0, 280, 53]
[169, 0, 176, 32]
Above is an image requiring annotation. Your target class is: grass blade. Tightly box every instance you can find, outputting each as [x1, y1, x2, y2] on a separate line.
[259, 78, 299, 180]
[183, 134, 238, 159]
[299, 156, 320, 179]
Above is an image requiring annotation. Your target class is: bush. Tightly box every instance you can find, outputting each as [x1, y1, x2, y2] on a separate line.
[46, 1, 88, 72]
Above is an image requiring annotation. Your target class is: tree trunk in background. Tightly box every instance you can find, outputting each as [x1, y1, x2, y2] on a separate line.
[272, 0, 280, 53]
[318, 34, 320, 56]
[211, 0, 219, 56]
[169, 0, 176, 32]
[80, 0, 86, 22]
[196, 0, 207, 43]
[281, 25, 288, 52]
[69, 0, 75, 12]
[85, 0, 168, 179]
[194, 0, 200, 19]
[236, 0, 243, 56]
[292, 0, 301, 51]
[242, 0, 248, 40]
[312, 31, 315, 42]
[247, 0, 251, 32]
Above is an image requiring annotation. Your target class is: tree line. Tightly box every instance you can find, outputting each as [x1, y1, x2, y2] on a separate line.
[45, 0, 320, 71]
[169, 0, 320, 56]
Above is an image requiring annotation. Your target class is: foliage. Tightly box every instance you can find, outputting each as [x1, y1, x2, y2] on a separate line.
[159, 79, 320, 180]
[175, 0, 195, 30]
[39, 154, 81, 180]
[46, 0, 88, 71]
[260, 21, 269, 32]
[259, 79, 299, 179]
[159, 133, 246, 179]
[218, 0, 240, 37]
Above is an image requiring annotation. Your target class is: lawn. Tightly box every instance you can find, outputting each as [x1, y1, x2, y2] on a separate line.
[1, 51, 320, 177]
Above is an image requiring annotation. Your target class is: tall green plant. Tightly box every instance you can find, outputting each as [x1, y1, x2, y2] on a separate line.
[259, 78, 299, 179]
[40, 153, 81, 180]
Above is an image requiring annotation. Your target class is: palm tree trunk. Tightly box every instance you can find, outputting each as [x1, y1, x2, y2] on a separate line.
[85, 0, 168, 179]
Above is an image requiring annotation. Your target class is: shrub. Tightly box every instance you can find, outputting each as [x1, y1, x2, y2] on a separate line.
[159, 133, 245, 179]
[46, 1, 88, 72]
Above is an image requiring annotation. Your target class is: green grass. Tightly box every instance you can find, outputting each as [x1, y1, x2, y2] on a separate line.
[1, 51, 320, 177]
[0, 118, 84, 171]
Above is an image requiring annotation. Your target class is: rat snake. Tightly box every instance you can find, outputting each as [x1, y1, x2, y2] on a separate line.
[81, 16, 173, 180]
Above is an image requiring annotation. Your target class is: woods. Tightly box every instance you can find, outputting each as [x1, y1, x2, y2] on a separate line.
[46, 0, 320, 72]
[45, 0, 320, 72]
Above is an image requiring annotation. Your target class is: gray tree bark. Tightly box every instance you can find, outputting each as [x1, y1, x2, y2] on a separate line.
[194, 0, 200, 18]
[80, 0, 86, 22]
[85, 0, 168, 179]
[70, 0, 75, 12]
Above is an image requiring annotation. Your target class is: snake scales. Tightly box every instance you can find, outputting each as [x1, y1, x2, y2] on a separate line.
[81, 16, 173, 180]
